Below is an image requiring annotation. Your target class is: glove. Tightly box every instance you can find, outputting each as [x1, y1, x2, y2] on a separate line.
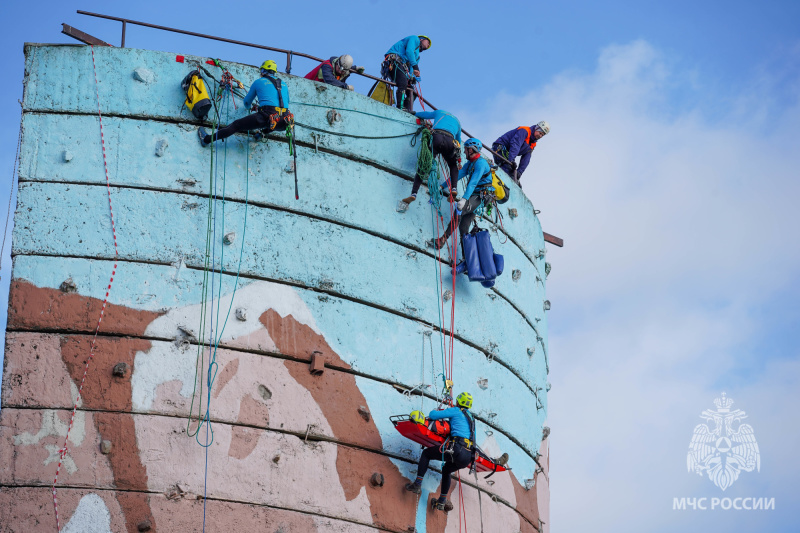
[415, 75, 422, 83]
[510, 161, 518, 170]
[346, 84, 354, 91]
[457, 198, 466, 210]
[356, 66, 365, 74]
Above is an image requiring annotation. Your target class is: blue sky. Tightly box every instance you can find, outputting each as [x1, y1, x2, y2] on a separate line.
[1, 1, 799, 531]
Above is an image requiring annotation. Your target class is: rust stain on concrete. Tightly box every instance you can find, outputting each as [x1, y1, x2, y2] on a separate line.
[212, 358, 240, 399]
[228, 426, 262, 460]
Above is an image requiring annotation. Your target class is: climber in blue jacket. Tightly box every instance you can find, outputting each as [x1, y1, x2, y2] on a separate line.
[429, 138, 493, 250]
[491, 121, 550, 183]
[381, 35, 431, 111]
[401, 109, 462, 205]
[405, 392, 476, 512]
[198, 60, 293, 146]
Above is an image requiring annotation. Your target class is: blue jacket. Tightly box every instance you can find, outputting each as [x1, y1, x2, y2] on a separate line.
[451, 157, 492, 199]
[428, 407, 474, 440]
[243, 75, 291, 109]
[416, 110, 462, 144]
[386, 35, 423, 69]
[494, 127, 536, 177]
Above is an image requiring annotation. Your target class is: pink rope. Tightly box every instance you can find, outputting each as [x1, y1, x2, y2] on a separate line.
[52, 45, 120, 531]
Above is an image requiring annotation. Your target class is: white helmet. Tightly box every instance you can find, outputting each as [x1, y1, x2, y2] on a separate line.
[536, 120, 551, 136]
[336, 54, 354, 71]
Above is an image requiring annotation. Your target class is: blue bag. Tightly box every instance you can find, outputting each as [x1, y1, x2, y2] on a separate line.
[493, 253, 504, 276]
[461, 232, 488, 282]
[476, 230, 498, 280]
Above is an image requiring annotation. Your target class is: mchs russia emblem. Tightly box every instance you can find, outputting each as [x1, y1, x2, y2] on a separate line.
[687, 393, 760, 491]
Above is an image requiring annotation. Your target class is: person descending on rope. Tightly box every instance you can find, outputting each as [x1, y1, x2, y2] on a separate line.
[492, 121, 550, 184]
[381, 35, 431, 112]
[405, 392, 476, 512]
[428, 138, 493, 251]
[401, 109, 462, 206]
[198, 60, 293, 146]
[305, 54, 365, 91]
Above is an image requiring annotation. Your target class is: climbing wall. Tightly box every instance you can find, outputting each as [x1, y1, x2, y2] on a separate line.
[1, 44, 551, 533]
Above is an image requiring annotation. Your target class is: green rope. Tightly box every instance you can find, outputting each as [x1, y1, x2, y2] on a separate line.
[293, 100, 418, 126]
[295, 121, 419, 140]
[415, 128, 434, 186]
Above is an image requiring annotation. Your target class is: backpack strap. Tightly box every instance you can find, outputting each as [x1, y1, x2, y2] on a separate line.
[460, 407, 476, 443]
[264, 75, 285, 108]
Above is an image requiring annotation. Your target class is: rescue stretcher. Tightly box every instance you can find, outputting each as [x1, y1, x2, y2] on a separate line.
[390, 415, 509, 476]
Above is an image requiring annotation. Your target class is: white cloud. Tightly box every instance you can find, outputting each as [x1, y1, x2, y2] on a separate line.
[459, 41, 800, 531]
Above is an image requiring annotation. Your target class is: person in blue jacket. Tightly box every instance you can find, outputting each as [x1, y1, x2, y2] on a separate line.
[429, 138, 493, 250]
[198, 60, 293, 146]
[491, 121, 550, 183]
[401, 109, 462, 205]
[381, 35, 431, 111]
[405, 392, 476, 512]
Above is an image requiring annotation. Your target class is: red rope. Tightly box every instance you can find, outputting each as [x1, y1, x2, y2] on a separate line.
[52, 45, 120, 532]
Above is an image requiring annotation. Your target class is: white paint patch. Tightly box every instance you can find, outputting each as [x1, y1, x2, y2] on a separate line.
[62, 493, 113, 533]
[133, 281, 318, 411]
[14, 407, 86, 475]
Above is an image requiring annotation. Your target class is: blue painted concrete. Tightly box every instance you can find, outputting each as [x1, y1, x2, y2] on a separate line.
[9, 44, 551, 501]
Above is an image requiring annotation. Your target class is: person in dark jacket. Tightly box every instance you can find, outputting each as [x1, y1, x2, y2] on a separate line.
[429, 138, 493, 251]
[401, 109, 462, 205]
[304, 54, 365, 91]
[405, 392, 476, 512]
[381, 35, 431, 111]
[198, 60, 292, 146]
[492, 121, 550, 183]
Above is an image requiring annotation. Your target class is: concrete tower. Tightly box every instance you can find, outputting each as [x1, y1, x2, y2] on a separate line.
[1, 44, 551, 532]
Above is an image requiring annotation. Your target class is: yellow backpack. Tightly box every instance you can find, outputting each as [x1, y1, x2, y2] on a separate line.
[181, 69, 212, 120]
[491, 168, 511, 204]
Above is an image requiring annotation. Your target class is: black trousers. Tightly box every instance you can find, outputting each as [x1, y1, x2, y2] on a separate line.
[417, 443, 473, 495]
[411, 132, 459, 195]
[441, 194, 482, 241]
[393, 66, 416, 111]
[210, 108, 289, 143]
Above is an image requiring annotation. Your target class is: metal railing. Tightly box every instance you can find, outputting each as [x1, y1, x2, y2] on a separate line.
[73, 10, 515, 170]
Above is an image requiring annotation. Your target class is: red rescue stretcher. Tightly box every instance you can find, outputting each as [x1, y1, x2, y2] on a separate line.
[390, 415, 509, 476]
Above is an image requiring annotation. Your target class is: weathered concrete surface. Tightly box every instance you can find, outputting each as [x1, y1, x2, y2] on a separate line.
[4, 44, 551, 532]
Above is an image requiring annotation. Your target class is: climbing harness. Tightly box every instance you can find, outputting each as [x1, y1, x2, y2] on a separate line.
[52, 45, 121, 532]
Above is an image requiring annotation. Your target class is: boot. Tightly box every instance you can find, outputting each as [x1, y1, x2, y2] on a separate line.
[495, 452, 509, 466]
[402, 196, 416, 205]
[426, 236, 447, 250]
[431, 497, 453, 512]
[405, 482, 422, 495]
[197, 127, 210, 147]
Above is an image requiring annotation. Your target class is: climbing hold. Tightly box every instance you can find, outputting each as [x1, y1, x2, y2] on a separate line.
[112, 362, 129, 378]
[487, 292, 497, 300]
[272, 455, 281, 464]
[137, 520, 152, 532]
[545, 262, 552, 278]
[223, 232, 236, 245]
[100, 440, 112, 454]
[315, 84, 327, 92]
[62, 150, 73, 163]
[154, 139, 169, 157]
[132, 67, 156, 84]
[442, 289, 452, 302]
[370, 473, 385, 487]
[477, 378, 488, 390]
[544, 300, 551, 311]
[284, 160, 295, 173]
[527, 347, 535, 357]
[309, 351, 325, 375]
[507, 208, 518, 219]
[546, 382, 551, 392]
[538, 249, 546, 259]
[326, 109, 342, 125]
[406, 251, 417, 260]
[524, 478, 536, 490]
[235, 307, 247, 321]
[358, 406, 371, 422]
[60, 278, 77, 293]
[512, 269, 521, 281]
[542, 426, 551, 440]
[396, 200, 410, 213]
[257, 384, 272, 401]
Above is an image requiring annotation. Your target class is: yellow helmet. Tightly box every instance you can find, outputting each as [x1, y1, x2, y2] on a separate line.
[456, 392, 473, 409]
[419, 35, 432, 49]
[410, 410, 426, 424]
[260, 60, 278, 73]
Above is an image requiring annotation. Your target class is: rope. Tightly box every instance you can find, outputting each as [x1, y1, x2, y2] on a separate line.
[52, 45, 121, 532]
[293, 100, 418, 126]
[295, 121, 419, 140]
[1, 99, 23, 277]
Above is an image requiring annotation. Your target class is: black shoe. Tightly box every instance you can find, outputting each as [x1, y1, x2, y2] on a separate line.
[495, 452, 509, 466]
[198, 127, 210, 147]
[405, 482, 422, 495]
[252, 131, 263, 142]
[431, 497, 453, 512]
